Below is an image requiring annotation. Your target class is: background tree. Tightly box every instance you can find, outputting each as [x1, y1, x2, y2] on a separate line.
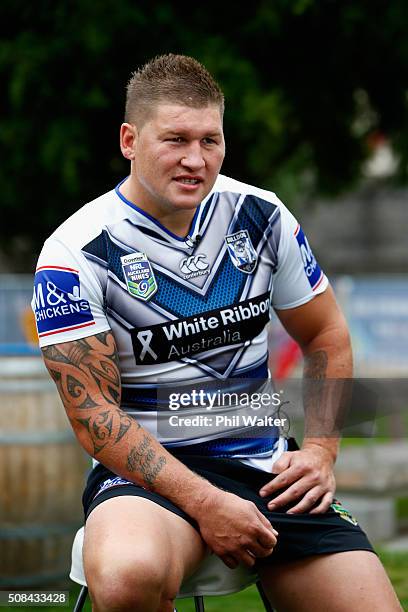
[1, 0, 407, 269]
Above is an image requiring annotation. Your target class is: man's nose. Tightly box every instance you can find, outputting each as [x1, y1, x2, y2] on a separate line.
[180, 142, 205, 170]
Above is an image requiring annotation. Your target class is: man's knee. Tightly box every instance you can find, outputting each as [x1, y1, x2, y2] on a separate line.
[87, 553, 180, 612]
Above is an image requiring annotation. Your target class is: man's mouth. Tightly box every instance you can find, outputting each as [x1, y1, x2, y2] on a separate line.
[174, 176, 203, 185]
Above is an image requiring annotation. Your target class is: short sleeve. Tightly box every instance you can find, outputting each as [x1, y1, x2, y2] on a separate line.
[271, 203, 328, 310]
[32, 237, 111, 347]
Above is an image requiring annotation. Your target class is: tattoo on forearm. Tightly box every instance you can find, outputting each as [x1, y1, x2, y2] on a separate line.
[303, 349, 333, 435]
[304, 350, 328, 380]
[74, 409, 133, 454]
[127, 434, 167, 486]
[76, 410, 113, 453]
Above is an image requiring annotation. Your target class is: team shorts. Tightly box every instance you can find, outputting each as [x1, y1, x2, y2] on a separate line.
[82, 444, 375, 565]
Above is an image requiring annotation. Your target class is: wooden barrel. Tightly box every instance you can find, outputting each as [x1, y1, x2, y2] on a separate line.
[0, 357, 90, 587]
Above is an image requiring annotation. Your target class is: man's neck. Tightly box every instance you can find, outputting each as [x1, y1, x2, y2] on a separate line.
[119, 178, 198, 238]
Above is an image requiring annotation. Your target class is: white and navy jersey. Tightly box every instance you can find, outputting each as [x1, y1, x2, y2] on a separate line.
[32, 174, 328, 463]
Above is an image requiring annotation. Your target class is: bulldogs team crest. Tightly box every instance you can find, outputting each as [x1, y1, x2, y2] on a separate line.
[121, 252, 157, 301]
[225, 230, 258, 274]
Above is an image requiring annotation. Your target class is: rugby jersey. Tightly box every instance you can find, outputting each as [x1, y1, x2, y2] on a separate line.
[32, 174, 328, 465]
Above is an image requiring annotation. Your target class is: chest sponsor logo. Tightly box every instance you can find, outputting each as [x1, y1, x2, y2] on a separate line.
[179, 254, 209, 280]
[131, 292, 270, 364]
[121, 252, 157, 301]
[294, 225, 323, 289]
[225, 230, 258, 274]
[32, 266, 95, 338]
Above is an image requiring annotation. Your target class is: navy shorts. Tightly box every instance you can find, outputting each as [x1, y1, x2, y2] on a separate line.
[82, 445, 375, 565]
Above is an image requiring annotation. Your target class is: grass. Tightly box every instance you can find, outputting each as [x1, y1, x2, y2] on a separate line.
[377, 550, 408, 609]
[3, 549, 405, 611]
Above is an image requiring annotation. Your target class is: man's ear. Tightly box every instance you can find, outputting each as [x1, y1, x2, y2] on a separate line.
[120, 123, 138, 160]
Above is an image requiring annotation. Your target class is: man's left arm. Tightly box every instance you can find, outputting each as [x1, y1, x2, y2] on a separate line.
[260, 285, 352, 513]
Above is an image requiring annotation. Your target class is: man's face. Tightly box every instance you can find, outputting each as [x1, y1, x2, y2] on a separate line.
[123, 103, 225, 216]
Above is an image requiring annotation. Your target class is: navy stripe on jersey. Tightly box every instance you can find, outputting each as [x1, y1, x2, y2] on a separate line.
[121, 359, 269, 409]
[166, 435, 278, 458]
[83, 230, 108, 264]
[193, 192, 216, 242]
[230, 194, 277, 242]
[131, 224, 167, 243]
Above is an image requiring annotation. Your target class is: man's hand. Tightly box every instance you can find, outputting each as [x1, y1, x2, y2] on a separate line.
[196, 488, 278, 569]
[259, 444, 336, 514]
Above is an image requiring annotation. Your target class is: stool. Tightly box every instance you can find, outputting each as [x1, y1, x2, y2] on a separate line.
[70, 527, 274, 611]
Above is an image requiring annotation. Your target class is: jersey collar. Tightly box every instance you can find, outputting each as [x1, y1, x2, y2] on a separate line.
[114, 177, 213, 250]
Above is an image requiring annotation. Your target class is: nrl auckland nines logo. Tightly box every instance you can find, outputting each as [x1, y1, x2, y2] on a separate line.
[121, 252, 158, 301]
[179, 254, 210, 280]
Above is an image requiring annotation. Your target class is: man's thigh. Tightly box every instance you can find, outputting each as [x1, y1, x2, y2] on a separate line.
[83, 495, 207, 596]
[259, 550, 402, 611]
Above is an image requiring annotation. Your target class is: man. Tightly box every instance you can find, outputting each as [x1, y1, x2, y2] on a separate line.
[32, 54, 401, 611]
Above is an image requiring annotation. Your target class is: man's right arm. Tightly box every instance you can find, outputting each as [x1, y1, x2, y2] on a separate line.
[42, 329, 277, 568]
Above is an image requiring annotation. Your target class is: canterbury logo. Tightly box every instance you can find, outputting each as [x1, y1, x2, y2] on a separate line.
[180, 254, 209, 275]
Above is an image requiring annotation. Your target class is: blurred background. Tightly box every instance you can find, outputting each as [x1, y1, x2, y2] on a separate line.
[0, 1, 407, 608]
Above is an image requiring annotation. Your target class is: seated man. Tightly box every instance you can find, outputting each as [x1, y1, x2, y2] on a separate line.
[32, 54, 402, 611]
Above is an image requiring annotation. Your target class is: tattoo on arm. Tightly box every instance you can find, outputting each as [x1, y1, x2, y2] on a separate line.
[43, 331, 167, 486]
[127, 435, 167, 487]
[42, 332, 120, 406]
[304, 350, 328, 380]
[42, 331, 127, 455]
[303, 349, 340, 436]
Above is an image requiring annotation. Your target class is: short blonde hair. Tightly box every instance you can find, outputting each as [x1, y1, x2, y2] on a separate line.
[125, 53, 225, 126]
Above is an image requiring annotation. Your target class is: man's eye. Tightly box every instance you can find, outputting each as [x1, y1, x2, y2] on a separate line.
[203, 138, 216, 145]
[167, 137, 184, 143]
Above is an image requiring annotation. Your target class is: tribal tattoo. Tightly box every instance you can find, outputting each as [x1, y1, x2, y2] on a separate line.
[42, 331, 129, 455]
[42, 331, 167, 486]
[43, 332, 120, 407]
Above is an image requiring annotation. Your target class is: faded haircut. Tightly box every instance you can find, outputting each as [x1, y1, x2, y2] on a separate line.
[125, 54, 225, 126]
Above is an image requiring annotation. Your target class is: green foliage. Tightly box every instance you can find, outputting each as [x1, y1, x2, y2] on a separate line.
[1, 1, 408, 268]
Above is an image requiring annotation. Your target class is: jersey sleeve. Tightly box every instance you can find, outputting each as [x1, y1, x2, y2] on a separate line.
[32, 237, 111, 347]
[271, 202, 329, 310]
